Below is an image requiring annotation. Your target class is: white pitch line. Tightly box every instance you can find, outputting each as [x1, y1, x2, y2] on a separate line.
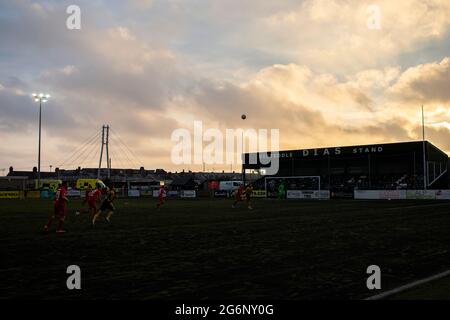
[365, 270, 450, 300]
[387, 202, 450, 210]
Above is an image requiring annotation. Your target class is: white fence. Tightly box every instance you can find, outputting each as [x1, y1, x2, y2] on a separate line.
[180, 190, 196, 198]
[152, 190, 197, 198]
[286, 190, 330, 200]
[128, 189, 140, 197]
[67, 189, 81, 197]
[61, 188, 450, 200]
[354, 190, 450, 200]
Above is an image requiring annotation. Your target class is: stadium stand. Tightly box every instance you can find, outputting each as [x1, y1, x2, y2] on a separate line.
[243, 141, 449, 195]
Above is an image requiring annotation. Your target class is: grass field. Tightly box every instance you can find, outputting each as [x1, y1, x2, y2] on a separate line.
[1, 198, 450, 300]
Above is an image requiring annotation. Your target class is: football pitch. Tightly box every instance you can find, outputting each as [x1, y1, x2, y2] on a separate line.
[1, 198, 450, 300]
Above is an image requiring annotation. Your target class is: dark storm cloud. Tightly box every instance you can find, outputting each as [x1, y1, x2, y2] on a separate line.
[0, 91, 36, 132]
[0, 79, 77, 132]
[411, 125, 450, 152]
[39, 57, 182, 112]
[390, 58, 450, 104]
[343, 120, 412, 142]
[0, 1, 187, 142]
[346, 87, 374, 112]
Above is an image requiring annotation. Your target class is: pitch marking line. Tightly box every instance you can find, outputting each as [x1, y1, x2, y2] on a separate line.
[365, 270, 450, 300]
[387, 202, 450, 210]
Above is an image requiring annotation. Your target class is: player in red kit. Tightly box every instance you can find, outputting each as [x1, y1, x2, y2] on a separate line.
[88, 185, 103, 225]
[75, 186, 92, 216]
[232, 184, 245, 208]
[156, 185, 166, 209]
[44, 181, 69, 233]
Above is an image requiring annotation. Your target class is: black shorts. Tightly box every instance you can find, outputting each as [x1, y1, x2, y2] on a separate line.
[245, 194, 251, 200]
[100, 201, 114, 212]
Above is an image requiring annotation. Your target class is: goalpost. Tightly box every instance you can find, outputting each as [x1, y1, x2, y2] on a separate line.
[264, 176, 329, 200]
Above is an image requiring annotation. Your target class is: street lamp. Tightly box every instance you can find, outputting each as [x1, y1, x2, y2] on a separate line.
[241, 114, 247, 184]
[32, 93, 50, 190]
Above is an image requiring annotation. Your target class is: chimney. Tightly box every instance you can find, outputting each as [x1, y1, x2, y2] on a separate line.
[9, 166, 13, 174]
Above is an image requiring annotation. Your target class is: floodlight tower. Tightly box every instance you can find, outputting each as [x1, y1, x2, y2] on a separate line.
[422, 105, 427, 190]
[98, 125, 111, 179]
[241, 114, 246, 184]
[32, 93, 50, 189]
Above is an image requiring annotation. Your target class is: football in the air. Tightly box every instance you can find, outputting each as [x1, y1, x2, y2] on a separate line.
[241, 114, 246, 120]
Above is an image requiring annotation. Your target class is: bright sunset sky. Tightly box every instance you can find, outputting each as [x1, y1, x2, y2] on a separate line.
[1, 0, 450, 173]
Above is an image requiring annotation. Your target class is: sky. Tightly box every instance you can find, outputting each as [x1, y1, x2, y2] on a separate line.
[1, 0, 450, 173]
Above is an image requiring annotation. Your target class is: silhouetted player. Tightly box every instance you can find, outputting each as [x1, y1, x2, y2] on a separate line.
[232, 184, 245, 208]
[156, 185, 166, 209]
[92, 185, 116, 224]
[75, 186, 92, 216]
[44, 181, 69, 233]
[245, 183, 254, 210]
[278, 181, 285, 199]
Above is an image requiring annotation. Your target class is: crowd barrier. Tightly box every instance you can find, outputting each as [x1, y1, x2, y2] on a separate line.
[0, 191, 23, 199]
[3, 189, 450, 200]
[213, 190, 229, 197]
[354, 190, 450, 200]
[26, 191, 40, 198]
[286, 190, 330, 200]
[128, 189, 140, 197]
[150, 190, 198, 198]
[67, 190, 81, 197]
[252, 190, 267, 198]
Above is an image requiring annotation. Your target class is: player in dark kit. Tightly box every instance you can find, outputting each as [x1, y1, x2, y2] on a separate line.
[44, 181, 69, 233]
[92, 185, 116, 225]
[245, 183, 254, 210]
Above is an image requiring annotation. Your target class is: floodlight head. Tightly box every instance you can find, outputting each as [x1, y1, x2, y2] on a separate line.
[45, 94, 50, 99]
[32, 93, 37, 97]
[34, 98, 40, 102]
[42, 99, 48, 103]
[39, 93, 44, 98]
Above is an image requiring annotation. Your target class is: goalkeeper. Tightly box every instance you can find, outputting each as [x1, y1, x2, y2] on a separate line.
[277, 181, 285, 199]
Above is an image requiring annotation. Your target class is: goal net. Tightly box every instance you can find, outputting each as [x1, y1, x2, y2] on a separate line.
[264, 176, 329, 199]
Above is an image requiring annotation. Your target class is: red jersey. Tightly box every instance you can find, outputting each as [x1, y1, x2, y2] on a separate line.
[235, 186, 244, 199]
[87, 189, 102, 204]
[158, 187, 165, 198]
[54, 187, 68, 207]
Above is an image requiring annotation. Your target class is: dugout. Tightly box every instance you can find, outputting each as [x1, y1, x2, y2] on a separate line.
[242, 141, 449, 193]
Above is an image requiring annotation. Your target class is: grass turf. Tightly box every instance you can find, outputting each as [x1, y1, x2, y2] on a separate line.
[1, 198, 450, 299]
